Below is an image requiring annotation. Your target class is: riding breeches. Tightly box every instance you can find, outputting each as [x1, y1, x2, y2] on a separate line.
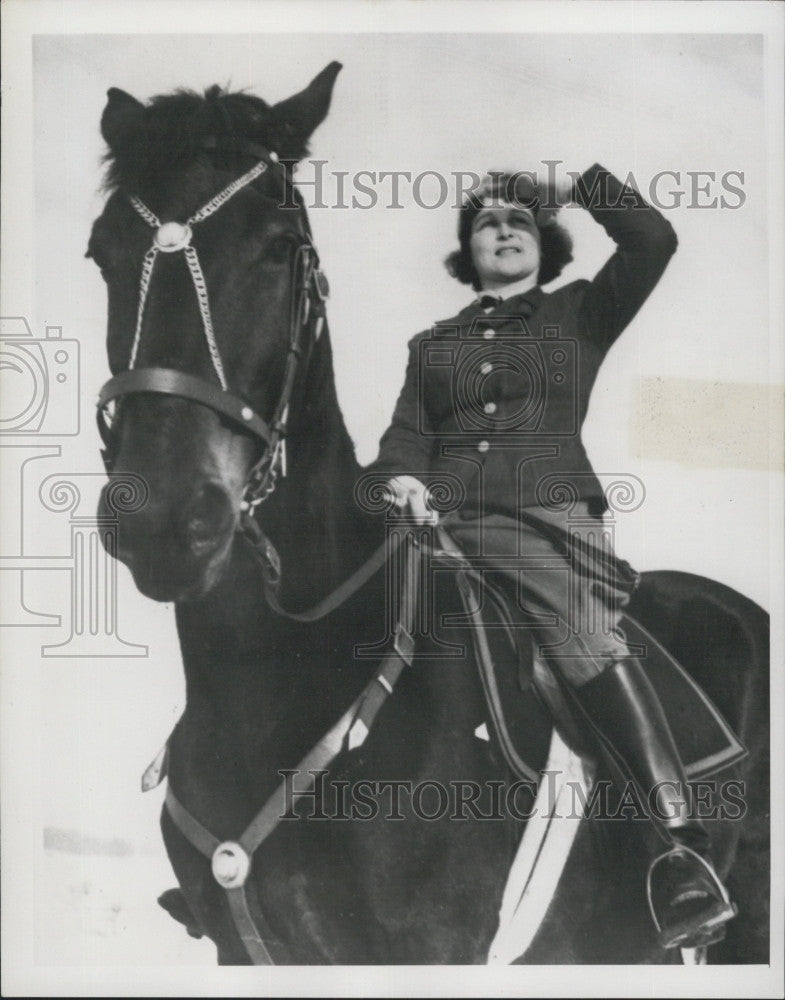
[442, 504, 640, 687]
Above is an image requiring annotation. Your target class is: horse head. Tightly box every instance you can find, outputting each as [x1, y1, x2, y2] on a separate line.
[89, 64, 342, 602]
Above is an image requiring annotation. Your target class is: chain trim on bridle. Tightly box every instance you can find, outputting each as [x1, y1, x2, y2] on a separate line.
[96, 143, 329, 513]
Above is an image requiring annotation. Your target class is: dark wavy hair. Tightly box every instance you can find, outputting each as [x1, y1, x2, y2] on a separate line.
[445, 172, 574, 289]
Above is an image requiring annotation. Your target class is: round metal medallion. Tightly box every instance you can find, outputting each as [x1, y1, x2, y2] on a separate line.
[154, 221, 193, 253]
[211, 841, 250, 889]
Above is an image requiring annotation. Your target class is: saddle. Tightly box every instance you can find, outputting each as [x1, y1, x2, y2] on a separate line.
[448, 550, 747, 785]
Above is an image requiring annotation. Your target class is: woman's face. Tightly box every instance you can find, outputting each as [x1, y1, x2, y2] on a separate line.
[469, 203, 541, 290]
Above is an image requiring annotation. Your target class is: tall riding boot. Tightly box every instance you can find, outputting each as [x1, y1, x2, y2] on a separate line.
[572, 657, 737, 949]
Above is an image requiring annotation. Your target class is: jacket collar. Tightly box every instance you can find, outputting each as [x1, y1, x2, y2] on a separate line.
[456, 285, 545, 321]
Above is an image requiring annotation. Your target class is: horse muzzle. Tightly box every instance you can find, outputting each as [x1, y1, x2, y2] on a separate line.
[99, 477, 238, 602]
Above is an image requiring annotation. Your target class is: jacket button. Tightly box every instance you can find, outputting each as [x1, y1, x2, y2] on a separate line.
[483, 402, 497, 415]
[481, 328, 495, 340]
[477, 440, 490, 453]
[480, 361, 493, 375]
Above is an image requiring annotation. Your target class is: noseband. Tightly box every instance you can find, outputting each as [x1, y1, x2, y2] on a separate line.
[96, 142, 329, 512]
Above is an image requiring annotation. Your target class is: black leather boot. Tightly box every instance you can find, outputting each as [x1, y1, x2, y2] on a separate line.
[573, 658, 737, 949]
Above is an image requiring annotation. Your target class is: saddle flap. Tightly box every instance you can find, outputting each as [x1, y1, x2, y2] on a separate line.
[619, 613, 747, 780]
[457, 578, 746, 784]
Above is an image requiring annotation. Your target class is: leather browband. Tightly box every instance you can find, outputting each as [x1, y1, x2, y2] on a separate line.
[200, 136, 278, 163]
[97, 368, 273, 446]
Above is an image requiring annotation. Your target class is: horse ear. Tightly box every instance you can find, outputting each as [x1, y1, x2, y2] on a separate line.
[271, 61, 342, 155]
[101, 87, 145, 152]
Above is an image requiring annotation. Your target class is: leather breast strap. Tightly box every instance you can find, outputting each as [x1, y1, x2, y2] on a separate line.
[153, 537, 419, 963]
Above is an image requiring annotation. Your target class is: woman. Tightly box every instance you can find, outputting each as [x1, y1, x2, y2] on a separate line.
[374, 164, 736, 949]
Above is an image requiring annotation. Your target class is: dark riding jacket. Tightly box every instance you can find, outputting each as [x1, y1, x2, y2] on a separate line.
[374, 165, 678, 518]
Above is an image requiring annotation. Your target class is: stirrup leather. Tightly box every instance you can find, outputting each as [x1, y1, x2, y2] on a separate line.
[647, 844, 737, 949]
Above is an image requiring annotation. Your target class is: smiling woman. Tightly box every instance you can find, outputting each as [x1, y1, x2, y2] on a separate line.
[445, 172, 575, 290]
[469, 205, 542, 291]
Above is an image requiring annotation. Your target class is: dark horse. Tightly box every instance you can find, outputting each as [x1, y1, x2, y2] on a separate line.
[88, 64, 769, 964]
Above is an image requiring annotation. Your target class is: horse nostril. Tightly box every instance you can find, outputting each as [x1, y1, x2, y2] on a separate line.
[185, 482, 234, 554]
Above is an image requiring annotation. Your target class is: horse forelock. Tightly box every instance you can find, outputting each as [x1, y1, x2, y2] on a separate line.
[101, 85, 310, 196]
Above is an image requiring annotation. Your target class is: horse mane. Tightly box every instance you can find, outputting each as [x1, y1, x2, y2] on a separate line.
[102, 85, 310, 193]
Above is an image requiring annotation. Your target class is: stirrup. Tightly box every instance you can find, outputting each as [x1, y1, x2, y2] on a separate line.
[647, 844, 737, 950]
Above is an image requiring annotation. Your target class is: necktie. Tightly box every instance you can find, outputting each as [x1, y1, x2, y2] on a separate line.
[479, 294, 503, 310]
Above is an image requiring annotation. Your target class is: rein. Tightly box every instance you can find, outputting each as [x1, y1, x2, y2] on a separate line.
[96, 139, 398, 624]
[240, 511, 405, 622]
[145, 526, 512, 963]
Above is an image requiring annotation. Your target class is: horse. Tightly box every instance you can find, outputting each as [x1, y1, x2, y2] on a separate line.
[87, 64, 770, 965]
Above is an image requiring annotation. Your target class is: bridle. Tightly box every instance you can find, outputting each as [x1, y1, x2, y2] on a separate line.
[94, 137, 385, 603]
[96, 140, 329, 514]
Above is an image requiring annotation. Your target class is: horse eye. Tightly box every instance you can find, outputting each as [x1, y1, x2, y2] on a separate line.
[86, 243, 114, 276]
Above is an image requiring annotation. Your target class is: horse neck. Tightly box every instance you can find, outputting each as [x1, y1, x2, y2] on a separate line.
[173, 324, 382, 758]
[260, 323, 380, 609]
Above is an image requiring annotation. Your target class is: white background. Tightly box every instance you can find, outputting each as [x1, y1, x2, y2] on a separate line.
[2, 1, 783, 996]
